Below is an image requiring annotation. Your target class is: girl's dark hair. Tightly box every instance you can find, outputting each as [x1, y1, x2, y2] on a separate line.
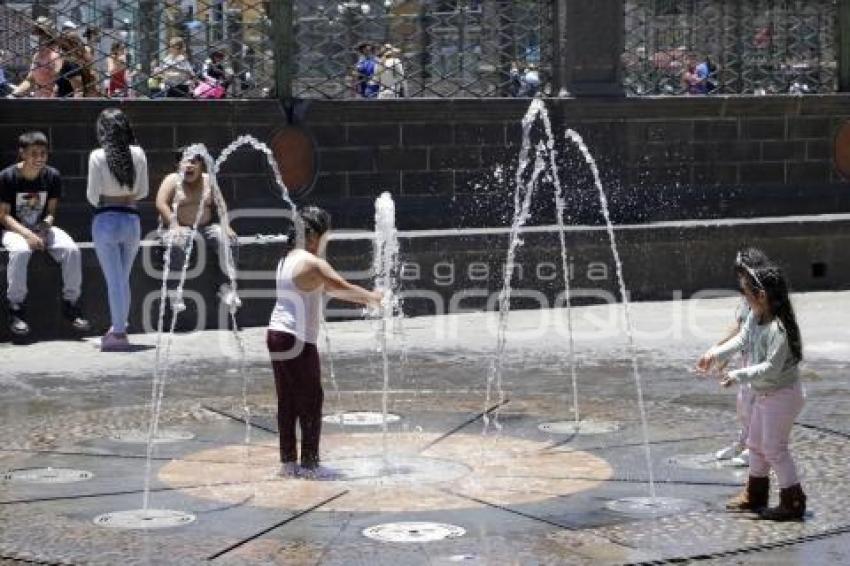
[741, 263, 803, 362]
[285, 206, 331, 252]
[734, 247, 770, 278]
[96, 108, 136, 189]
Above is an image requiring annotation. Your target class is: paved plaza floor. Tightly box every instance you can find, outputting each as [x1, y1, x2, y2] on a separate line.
[0, 293, 848, 564]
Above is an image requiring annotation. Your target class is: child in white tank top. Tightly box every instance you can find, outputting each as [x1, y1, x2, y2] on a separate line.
[267, 207, 381, 479]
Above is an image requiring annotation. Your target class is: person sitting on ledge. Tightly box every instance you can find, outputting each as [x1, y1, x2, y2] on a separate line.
[0, 131, 90, 337]
[155, 150, 240, 312]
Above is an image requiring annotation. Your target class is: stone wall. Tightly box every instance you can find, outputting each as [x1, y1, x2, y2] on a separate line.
[2, 216, 847, 341]
[1, 96, 849, 241]
[1, 97, 849, 340]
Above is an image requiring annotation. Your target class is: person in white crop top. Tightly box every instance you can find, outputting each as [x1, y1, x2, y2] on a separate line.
[267, 206, 381, 479]
[88, 108, 148, 352]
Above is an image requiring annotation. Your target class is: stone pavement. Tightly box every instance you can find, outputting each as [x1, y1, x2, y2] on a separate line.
[0, 293, 848, 564]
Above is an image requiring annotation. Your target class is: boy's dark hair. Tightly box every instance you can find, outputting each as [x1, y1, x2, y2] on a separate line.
[175, 147, 206, 170]
[18, 131, 49, 151]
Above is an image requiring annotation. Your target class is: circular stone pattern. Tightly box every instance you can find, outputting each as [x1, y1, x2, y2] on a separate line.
[110, 429, 196, 444]
[93, 509, 196, 529]
[538, 420, 620, 435]
[2, 467, 93, 484]
[321, 455, 470, 486]
[322, 411, 402, 426]
[158, 431, 613, 513]
[605, 496, 705, 517]
[362, 522, 466, 543]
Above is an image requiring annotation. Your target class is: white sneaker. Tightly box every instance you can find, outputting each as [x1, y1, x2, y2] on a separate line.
[298, 465, 342, 481]
[278, 462, 299, 478]
[715, 443, 743, 461]
[170, 293, 187, 313]
[730, 449, 750, 467]
[218, 284, 242, 312]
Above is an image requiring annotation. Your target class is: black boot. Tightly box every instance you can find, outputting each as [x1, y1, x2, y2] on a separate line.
[759, 483, 806, 521]
[62, 300, 91, 332]
[7, 302, 30, 337]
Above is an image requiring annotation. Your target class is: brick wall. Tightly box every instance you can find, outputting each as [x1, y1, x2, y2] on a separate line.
[1, 96, 849, 242]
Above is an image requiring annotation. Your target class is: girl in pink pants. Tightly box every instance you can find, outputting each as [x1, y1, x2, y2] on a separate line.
[697, 262, 806, 521]
[715, 248, 770, 465]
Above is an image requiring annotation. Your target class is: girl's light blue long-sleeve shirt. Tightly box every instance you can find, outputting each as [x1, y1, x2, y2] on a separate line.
[709, 311, 799, 393]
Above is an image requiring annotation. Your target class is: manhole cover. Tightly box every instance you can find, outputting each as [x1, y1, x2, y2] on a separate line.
[667, 453, 748, 470]
[538, 420, 620, 435]
[323, 455, 470, 486]
[93, 509, 196, 529]
[322, 411, 401, 426]
[110, 429, 195, 444]
[605, 497, 705, 517]
[363, 522, 466, 543]
[2, 467, 93, 484]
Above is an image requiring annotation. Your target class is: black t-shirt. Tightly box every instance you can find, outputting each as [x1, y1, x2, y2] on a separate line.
[0, 164, 62, 229]
[56, 61, 82, 98]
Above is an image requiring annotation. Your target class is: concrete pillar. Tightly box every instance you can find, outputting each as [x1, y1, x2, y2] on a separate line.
[840, 0, 850, 91]
[270, 0, 294, 100]
[562, 1, 624, 97]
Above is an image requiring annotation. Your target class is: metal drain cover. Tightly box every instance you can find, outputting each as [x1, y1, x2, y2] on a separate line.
[323, 411, 401, 426]
[605, 497, 705, 517]
[363, 521, 465, 543]
[110, 429, 195, 444]
[93, 509, 196, 529]
[538, 420, 620, 435]
[2, 467, 93, 484]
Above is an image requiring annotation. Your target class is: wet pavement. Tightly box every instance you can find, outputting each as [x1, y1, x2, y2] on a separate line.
[0, 293, 848, 564]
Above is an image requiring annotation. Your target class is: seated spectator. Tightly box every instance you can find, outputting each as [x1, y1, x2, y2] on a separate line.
[520, 64, 541, 97]
[155, 151, 240, 312]
[54, 22, 98, 98]
[0, 50, 15, 97]
[509, 60, 523, 97]
[83, 25, 104, 95]
[696, 56, 718, 94]
[153, 38, 195, 98]
[10, 18, 62, 98]
[682, 61, 705, 95]
[376, 44, 406, 99]
[353, 42, 379, 98]
[107, 41, 131, 98]
[194, 48, 232, 99]
[0, 131, 90, 337]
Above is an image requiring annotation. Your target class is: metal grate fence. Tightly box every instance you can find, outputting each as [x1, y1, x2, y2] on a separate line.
[623, 0, 839, 95]
[0, 0, 273, 98]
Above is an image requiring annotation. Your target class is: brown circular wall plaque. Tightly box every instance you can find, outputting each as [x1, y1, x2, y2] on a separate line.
[833, 120, 850, 180]
[270, 125, 317, 198]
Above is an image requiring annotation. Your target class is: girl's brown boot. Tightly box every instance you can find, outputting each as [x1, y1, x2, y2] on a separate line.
[759, 484, 806, 521]
[726, 476, 769, 512]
